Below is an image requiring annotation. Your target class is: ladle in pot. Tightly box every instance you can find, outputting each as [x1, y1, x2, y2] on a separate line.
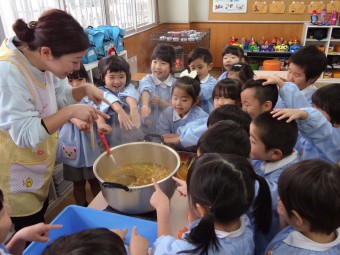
[98, 131, 137, 187]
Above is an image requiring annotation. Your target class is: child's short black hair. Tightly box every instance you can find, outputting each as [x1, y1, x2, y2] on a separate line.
[229, 62, 254, 84]
[221, 45, 245, 59]
[241, 79, 278, 109]
[67, 63, 89, 82]
[312, 83, 340, 125]
[151, 43, 176, 72]
[188, 47, 213, 65]
[212, 78, 242, 106]
[289, 45, 327, 82]
[207, 104, 251, 133]
[42, 228, 127, 255]
[198, 120, 250, 157]
[172, 76, 201, 103]
[278, 159, 340, 234]
[0, 189, 3, 211]
[98, 55, 131, 85]
[252, 112, 298, 157]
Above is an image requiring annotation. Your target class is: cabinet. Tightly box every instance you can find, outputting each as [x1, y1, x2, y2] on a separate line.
[301, 24, 340, 77]
[84, 50, 128, 83]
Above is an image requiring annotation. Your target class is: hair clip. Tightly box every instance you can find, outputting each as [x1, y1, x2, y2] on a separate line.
[180, 69, 198, 79]
[27, 21, 37, 29]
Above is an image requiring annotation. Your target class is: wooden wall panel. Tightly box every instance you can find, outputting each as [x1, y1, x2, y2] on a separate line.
[124, 22, 303, 71]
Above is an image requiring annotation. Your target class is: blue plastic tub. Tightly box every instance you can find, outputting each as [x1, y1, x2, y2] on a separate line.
[24, 205, 157, 255]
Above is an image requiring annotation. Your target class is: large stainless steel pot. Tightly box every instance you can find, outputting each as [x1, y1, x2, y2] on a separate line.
[93, 142, 180, 214]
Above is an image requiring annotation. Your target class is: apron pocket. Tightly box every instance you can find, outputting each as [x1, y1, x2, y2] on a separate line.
[10, 161, 47, 194]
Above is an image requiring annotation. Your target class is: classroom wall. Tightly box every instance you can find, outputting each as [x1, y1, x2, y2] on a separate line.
[125, 0, 304, 72]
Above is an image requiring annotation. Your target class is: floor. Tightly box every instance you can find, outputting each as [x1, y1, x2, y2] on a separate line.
[46, 67, 223, 223]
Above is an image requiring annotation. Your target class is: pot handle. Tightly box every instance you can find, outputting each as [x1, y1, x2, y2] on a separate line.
[102, 182, 130, 192]
[144, 134, 164, 144]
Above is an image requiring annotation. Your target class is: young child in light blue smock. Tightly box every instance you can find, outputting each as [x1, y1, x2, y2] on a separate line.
[249, 112, 300, 255]
[188, 47, 217, 114]
[95, 55, 143, 147]
[57, 64, 101, 206]
[150, 153, 258, 255]
[217, 45, 245, 81]
[265, 159, 340, 255]
[139, 44, 177, 134]
[156, 73, 208, 136]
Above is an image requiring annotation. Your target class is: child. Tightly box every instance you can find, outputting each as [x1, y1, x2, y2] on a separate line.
[250, 112, 299, 255]
[172, 78, 244, 150]
[0, 189, 61, 255]
[139, 43, 176, 134]
[57, 65, 101, 207]
[269, 83, 340, 164]
[150, 153, 259, 255]
[96, 55, 143, 146]
[265, 159, 340, 254]
[227, 62, 254, 84]
[156, 75, 208, 135]
[218, 45, 246, 81]
[188, 47, 217, 114]
[260, 45, 327, 108]
[241, 79, 278, 119]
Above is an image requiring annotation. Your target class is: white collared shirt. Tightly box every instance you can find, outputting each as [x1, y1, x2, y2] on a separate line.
[284, 228, 340, 251]
[173, 107, 193, 121]
[215, 215, 247, 239]
[261, 150, 298, 174]
[200, 73, 210, 84]
[152, 74, 174, 88]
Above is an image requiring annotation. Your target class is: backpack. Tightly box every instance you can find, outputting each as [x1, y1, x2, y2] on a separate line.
[85, 26, 115, 58]
[97, 25, 126, 52]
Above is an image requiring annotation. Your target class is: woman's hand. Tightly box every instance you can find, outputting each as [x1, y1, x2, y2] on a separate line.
[140, 105, 151, 118]
[83, 83, 112, 106]
[129, 226, 150, 255]
[129, 107, 141, 128]
[172, 176, 187, 197]
[271, 108, 308, 122]
[68, 104, 109, 123]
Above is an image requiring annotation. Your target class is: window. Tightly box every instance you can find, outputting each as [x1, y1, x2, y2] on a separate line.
[0, 0, 157, 37]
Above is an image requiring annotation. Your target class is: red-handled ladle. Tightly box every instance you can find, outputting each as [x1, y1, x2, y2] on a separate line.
[98, 131, 137, 187]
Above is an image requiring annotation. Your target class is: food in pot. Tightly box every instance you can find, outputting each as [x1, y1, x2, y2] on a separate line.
[105, 162, 171, 186]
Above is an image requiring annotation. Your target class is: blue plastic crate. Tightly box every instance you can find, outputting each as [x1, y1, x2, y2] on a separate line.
[24, 205, 157, 255]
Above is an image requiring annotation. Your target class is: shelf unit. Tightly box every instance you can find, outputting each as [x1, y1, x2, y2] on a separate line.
[84, 50, 128, 83]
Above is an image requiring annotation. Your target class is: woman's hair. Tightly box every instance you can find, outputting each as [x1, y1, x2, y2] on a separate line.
[151, 43, 176, 73]
[278, 159, 340, 234]
[12, 9, 89, 57]
[172, 76, 201, 103]
[228, 62, 255, 84]
[67, 63, 89, 82]
[252, 112, 298, 157]
[42, 228, 127, 255]
[311, 83, 340, 125]
[221, 45, 245, 59]
[183, 153, 272, 254]
[98, 55, 131, 86]
[212, 78, 242, 106]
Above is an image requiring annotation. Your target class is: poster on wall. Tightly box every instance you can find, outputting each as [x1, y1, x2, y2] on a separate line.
[213, 0, 248, 13]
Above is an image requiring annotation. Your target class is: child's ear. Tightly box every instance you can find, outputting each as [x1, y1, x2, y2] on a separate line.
[40, 47, 53, 61]
[263, 100, 273, 112]
[290, 210, 304, 228]
[269, 148, 283, 161]
[208, 62, 213, 71]
[195, 203, 208, 217]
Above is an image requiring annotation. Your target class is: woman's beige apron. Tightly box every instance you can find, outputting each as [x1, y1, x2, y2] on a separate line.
[0, 40, 58, 217]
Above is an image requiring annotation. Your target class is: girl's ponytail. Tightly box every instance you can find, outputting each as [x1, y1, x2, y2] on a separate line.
[253, 174, 272, 233]
[182, 212, 220, 255]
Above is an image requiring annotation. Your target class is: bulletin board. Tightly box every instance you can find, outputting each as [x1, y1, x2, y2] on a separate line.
[209, 0, 340, 22]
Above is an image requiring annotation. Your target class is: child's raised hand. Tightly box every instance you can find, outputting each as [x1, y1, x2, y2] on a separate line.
[150, 178, 170, 211]
[17, 223, 62, 242]
[111, 228, 128, 242]
[129, 226, 150, 255]
[140, 105, 151, 118]
[129, 108, 141, 128]
[172, 176, 187, 197]
[117, 110, 134, 130]
[255, 74, 286, 88]
[151, 95, 160, 106]
[271, 108, 308, 122]
[162, 134, 180, 147]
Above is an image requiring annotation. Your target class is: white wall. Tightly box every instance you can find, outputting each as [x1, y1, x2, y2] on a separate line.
[159, 0, 209, 23]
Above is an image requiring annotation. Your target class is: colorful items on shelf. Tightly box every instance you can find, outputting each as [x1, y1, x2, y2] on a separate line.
[310, 9, 339, 26]
[229, 35, 301, 53]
